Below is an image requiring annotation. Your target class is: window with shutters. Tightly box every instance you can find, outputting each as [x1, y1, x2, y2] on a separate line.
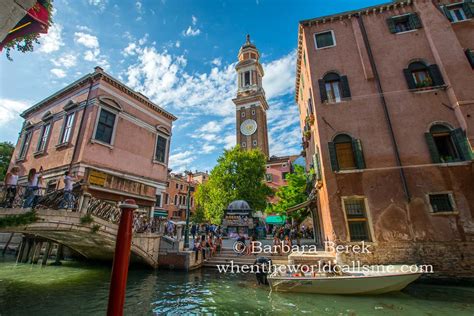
[155, 134, 168, 164]
[448, 5, 468, 22]
[443, 2, 473, 22]
[155, 194, 162, 208]
[425, 124, 473, 163]
[428, 193, 456, 214]
[174, 195, 178, 205]
[59, 112, 75, 145]
[265, 173, 273, 182]
[36, 123, 51, 153]
[386, 13, 422, 34]
[314, 30, 336, 49]
[94, 108, 117, 144]
[18, 130, 32, 160]
[343, 197, 371, 241]
[319, 72, 351, 103]
[404, 62, 445, 90]
[328, 134, 365, 172]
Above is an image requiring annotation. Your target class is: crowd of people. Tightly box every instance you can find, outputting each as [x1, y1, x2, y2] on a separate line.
[270, 223, 314, 241]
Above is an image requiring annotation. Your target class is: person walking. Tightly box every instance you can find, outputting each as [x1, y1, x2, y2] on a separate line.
[60, 171, 76, 209]
[4, 166, 20, 208]
[23, 167, 43, 208]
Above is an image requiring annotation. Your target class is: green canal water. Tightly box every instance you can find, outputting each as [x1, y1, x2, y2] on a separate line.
[0, 256, 473, 315]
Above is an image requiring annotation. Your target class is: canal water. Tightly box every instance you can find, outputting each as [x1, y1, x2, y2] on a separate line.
[0, 255, 473, 315]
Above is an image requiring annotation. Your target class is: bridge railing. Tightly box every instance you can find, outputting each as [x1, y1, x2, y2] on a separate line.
[1, 183, 163, 234]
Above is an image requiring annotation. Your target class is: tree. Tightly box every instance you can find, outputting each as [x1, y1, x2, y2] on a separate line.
[266, 165, 311, 230]
[0, 142, 15, 180]
[194, 146, 272, 224]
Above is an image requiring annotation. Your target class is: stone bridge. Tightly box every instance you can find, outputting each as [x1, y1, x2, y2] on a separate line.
[0, 208, 161, 267]
[0, 199, 162, 268]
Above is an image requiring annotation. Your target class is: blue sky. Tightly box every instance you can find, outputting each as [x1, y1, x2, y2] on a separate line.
[0, 0, 386, 173]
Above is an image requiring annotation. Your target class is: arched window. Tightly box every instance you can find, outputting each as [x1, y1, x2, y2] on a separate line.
[404, 61, 444, 89]
[318, 72, 351, 103]
[425, 124, 473, 163]
[328, 134, 365, 171]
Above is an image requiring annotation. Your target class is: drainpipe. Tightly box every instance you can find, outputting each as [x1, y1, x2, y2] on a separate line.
[69, 76, 95, 171]
[357, 14, 411, 202]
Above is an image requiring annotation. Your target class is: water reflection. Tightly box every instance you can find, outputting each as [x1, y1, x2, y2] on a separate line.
[0, 256, 473, 315]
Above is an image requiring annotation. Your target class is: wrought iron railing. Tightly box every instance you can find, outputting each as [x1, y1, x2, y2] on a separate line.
[0, 184, 44, 209]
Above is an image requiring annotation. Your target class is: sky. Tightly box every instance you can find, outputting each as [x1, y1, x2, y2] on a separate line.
[0, 0, 386, 173]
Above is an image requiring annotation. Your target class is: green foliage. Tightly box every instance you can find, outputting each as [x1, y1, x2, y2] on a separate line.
[91, 224, 101, 233]
[0, 211, 38, 228]
[190, 202, 205, 224]
[195, 146, 272, 224]
[0, 142, 15, 180]
[266, 165, 310, 225]
[80, 214, 93, 225]
[4, 1, 54, 61]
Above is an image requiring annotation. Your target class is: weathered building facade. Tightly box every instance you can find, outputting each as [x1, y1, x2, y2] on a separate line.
[161, 172, 199, 221]
[296, 0, 474, 278]
[9, 66, 176, 212]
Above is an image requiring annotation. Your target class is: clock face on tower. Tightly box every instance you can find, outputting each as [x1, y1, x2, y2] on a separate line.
[240, 119, 257, 136]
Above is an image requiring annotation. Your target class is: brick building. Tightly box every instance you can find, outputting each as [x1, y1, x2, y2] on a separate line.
[9, 66, 176, 213]
[296, 0, 474, 277]
[265, 155, 299, 204]
[160, 171, 207, 220]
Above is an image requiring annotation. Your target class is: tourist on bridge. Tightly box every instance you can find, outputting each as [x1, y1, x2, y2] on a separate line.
[23, 167, 43, 209]
[3, 166, 20, 208]
[59, 171, 77, 209]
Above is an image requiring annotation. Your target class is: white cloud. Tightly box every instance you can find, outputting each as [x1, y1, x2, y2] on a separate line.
[202, 144, 217, 154]
[74, 32, 108, 68]
[88, 0, 108, 11]
[0, 99, 29, 126]
[76, 25, 92, 32]
[37, 24, 64, 53]
[74, 32, 99, 49]
[192, 15, 198, 25]
[198, 121, 223, 134]
[136, 1, 142, 11]
[183, 26, 201, 37]
[169, 150, 196, 172]
[211, 58, 222, 67]
[51, 53, 77, 68]
[175, 40, 181, 48]
[123, 43, 138, 56]
[50, 68, 66, 78]
[263, 50, 296, 99]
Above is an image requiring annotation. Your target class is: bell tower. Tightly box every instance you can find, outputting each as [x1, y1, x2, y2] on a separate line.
[232, 35, 270, 157]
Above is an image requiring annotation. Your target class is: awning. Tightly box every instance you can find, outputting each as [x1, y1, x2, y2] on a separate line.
[265, 215, 287, 225]
[153, 210, 168, 218]
[286, 199, 312, 213]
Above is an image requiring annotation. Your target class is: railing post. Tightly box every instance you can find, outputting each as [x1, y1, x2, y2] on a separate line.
[107, 199, 137, 316]
[79, 193, 92, 214]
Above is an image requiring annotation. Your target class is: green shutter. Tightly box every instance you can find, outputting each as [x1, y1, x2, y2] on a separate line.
[463, 0, 473, 19]
[451, 128, 473, 161]
[340, 75, 351, 99]
[318, 79, 328, 103]
[425, 132, 441, 163]
[386, 17, 397, 33]
[352, 139, 366, 169]
[328, 142, 339, 172]
[409, 13, 422, 29]
[428, 64, 445, 86]
[465, 49, 474, 69]
[442, 5, 454, 22]
[403, 68, 416, 89]
[313, 148, 322, 181]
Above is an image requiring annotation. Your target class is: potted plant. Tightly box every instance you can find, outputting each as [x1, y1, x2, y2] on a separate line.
[303, 130, 311, 140]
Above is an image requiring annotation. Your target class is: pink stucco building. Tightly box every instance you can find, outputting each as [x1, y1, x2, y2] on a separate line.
[9, 66, 177, 210]
[296, 0, 473, 277]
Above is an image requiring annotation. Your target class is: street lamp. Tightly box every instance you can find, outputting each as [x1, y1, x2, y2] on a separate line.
[184, 186, 195, 249]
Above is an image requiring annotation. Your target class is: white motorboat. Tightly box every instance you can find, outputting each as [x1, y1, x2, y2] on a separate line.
[268, 265, 422, 295]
